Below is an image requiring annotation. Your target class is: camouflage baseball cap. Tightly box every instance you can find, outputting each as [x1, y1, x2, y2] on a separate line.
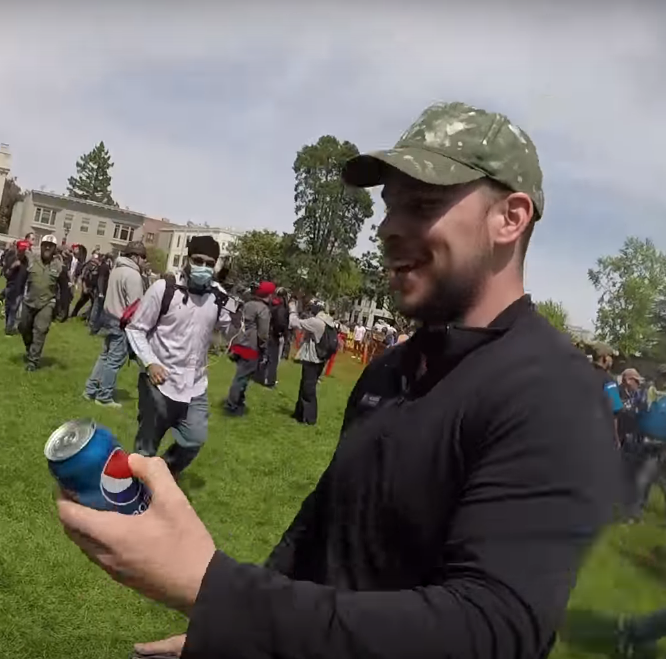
[343, 101, 545, 218]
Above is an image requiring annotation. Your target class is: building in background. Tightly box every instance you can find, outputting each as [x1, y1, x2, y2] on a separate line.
[0, 143, 11, 209]
[141, 216, 182, 246]
[158, 223, 244, 273]
[9, 190, 146, 254]
[347, 296, 394, 329]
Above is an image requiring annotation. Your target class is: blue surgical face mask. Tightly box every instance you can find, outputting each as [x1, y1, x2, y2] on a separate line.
[189, 264, 214, 289]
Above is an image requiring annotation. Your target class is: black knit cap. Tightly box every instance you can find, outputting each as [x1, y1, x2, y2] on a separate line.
[188, 235, 220, 260]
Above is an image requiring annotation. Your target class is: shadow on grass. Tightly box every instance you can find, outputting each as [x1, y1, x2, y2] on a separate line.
[180, 471, 206, 495]
[559, 608, 619, 657]
[115, 388, 134, 402]
[9, 353, 65, 370]
[277, 404, 296, 418]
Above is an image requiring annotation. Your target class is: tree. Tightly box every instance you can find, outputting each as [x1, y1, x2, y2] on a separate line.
[293, 135, 373, 257]
[0, 177, 22, 234]
[145, 246, 167, 274]
[536, 299, 569, 332]
[67, 141, 117, 206]
[588, 237, 666, 355]
[227, 230, 289, 285]
[292, 135, 374, 302]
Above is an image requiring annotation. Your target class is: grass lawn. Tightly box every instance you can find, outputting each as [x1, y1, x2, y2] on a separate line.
[1, 316, 666, 658]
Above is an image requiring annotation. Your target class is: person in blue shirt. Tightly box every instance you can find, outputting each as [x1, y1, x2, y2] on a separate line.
[591, 342, 623, 419]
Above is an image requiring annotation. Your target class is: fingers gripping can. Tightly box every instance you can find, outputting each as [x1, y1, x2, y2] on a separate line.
[45, 419, 151, 515]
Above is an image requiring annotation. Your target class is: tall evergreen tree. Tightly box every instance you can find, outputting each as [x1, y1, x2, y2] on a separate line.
[67, 141, 117, 206]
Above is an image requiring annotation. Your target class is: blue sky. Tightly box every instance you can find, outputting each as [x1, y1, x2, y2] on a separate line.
[2, 1, 666, 328]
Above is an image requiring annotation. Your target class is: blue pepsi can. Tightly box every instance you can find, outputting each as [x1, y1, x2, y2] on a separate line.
[45, 419, 151, 515]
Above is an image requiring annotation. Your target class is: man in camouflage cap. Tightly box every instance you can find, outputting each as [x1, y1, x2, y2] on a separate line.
[55, 103, 618, 659]
[343, 101, 544, 324]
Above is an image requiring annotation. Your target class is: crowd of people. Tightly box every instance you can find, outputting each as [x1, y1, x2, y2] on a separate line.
[2, 100, 662, 658]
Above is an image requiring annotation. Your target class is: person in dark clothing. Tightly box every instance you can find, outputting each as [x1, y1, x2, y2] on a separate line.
[260, 287, 289, 388]
[55, 249, 73, 322]
[3, 241, 29, 335]
[57, 101, 619, 659]
[89, 253, 113, 334]
[71, 254, 100, 319]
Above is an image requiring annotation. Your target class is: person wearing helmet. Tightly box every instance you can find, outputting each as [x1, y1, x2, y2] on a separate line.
[18, 235, 62, 370]
[83, 241, 146, 407]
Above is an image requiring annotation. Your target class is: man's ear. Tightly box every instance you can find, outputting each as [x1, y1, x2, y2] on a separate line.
[492, 192, 533, 247]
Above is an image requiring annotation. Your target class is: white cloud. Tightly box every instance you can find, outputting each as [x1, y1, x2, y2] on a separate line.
[1, 1, 665, 327]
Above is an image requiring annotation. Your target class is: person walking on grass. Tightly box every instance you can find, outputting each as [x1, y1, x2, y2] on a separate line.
[288, 299, 337, 425]
[126, 235, 231, 479]
[19, 235, 62, 371]
[222, 280, 273, 417]
[3, 240, 29, 336]
[82, 241, 146, 408]
[58, 101, 619, 659]
[89, 253, 113, 335]
[257, 286, 289, 388]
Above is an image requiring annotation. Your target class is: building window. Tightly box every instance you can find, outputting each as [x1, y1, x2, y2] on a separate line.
[113, 224, 135, 242]
[33, 207, 57, 226]
[172, 255, 180, 268]
[64, 220, 72, 233]
[97, 221, 106, 236]
[168, 234, 173, 249]
[146, 232, 155, 243]
[176, 235, 181, 248]
[81, 217, 90, 233]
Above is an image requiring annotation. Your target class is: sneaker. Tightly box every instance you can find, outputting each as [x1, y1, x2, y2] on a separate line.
[25, 363, 36, 372]
[82, 393, 94, 402]
[95, 399, 122, 409]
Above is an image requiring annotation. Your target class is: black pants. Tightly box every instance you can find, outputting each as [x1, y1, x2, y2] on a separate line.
[293, 361, 325, 425]
[56, 282, 72, 321]
[134, 374, 206, 477]
[72, 290, 92, 318]
[224, 357, 258, 412]
[265, 335, 282, 387]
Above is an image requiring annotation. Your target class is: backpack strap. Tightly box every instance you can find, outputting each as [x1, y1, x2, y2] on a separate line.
[157, 273, 178, 324]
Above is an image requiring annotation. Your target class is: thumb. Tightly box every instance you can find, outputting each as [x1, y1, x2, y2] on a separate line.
[128, 455, 183, 504]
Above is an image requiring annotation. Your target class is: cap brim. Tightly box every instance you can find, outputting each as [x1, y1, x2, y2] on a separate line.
[342, 147, 485, 188]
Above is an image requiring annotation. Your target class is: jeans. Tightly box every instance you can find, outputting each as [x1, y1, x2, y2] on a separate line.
[19, 303, 54, 366]
[224, 357, 258, 412]
[84, 314, 128, 403]
[88, 295, 104, 334]
[134, 373, 208, 476]
[4, 293, 22, 334]
[293, 361, 325, 425]
[624, 440, 666, 518]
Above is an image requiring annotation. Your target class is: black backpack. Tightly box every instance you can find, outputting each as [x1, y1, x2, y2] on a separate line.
[315, 324, 338, 361]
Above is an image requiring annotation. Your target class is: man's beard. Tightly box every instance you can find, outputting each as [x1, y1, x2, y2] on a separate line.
[398, 253, 491, 326]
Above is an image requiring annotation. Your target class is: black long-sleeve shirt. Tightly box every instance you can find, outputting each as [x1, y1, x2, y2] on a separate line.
[183, 296, 620, 659]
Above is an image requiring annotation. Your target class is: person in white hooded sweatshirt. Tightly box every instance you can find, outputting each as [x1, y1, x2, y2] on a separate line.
[83, 241, 146, 408]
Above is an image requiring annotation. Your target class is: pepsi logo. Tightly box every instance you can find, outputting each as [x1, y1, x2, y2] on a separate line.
[100, 448, 141, 506]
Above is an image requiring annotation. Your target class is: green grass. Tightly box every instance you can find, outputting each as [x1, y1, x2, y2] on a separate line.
[1, 316, 666, 658]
